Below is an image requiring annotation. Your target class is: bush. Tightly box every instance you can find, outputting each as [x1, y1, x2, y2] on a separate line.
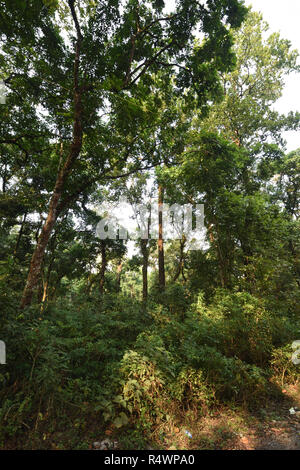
[270, 345, 300, 385]
[0, 287, 298, 446]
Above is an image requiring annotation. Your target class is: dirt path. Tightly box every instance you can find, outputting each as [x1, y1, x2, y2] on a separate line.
[92, 384, 300, 451]
[236, 412, 300, 450]
[155, 384, 300, 450]
[226, 384, 300, 450]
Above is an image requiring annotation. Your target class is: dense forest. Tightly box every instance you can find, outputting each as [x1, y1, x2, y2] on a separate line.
[0, 0, 299, 451]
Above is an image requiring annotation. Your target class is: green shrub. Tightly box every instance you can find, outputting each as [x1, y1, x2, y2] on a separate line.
[270, 345, 299, 385]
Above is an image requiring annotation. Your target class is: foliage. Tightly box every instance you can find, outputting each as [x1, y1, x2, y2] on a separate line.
[0, 1, 299, 451]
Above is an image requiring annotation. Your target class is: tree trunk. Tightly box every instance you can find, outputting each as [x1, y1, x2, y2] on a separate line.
[40, 246, 56, 312]
[116, 259, 123, 292]
[207, 222, 228, 288]
[158, 185, 165, 289]
[41, 278, 49, 305]
[173, 236, 186, 282]
[49, 274, 64, 301]
[20, 145, 81, 309]
[239, 207, 255, 291]
[13, 211, 27, 259]
[141, 239, 149, 301]
[20, 5, 83, 309]
[2, 164, 7, 193]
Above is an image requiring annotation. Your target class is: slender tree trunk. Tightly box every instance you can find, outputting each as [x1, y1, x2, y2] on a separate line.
[13, 211, 27, 259]
[20, 3, 83, 309]
[2, 164, 7, 193]
[86, 273, 95, 294]
[239, 207, 255, 291]
[41, 278, 49, 305]
[208, 223, 227, 288]
[116, 259, 123, 292]
[141, 239, 149, 301]
[173, 236, 186, 282]
[20, 146, 81, 308]
[40, 249, 56, 311]
[158, 185, 165, 289]
[49, 274, 64, 301]
[99, 241, 107, 295]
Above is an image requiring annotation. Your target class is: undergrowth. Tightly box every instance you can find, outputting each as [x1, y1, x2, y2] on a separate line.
[0, 289, 299, 449]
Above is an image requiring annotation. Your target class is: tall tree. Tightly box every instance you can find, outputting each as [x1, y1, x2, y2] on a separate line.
[17, 0, 245, 307]
[1, 0, 247, 307]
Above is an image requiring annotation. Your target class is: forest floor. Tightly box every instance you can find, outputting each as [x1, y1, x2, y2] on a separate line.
[3, 385, 300, 450]
[144, 383, 300, 451]
[103, 383, 300, 451]
[190, 385, 300, 451]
